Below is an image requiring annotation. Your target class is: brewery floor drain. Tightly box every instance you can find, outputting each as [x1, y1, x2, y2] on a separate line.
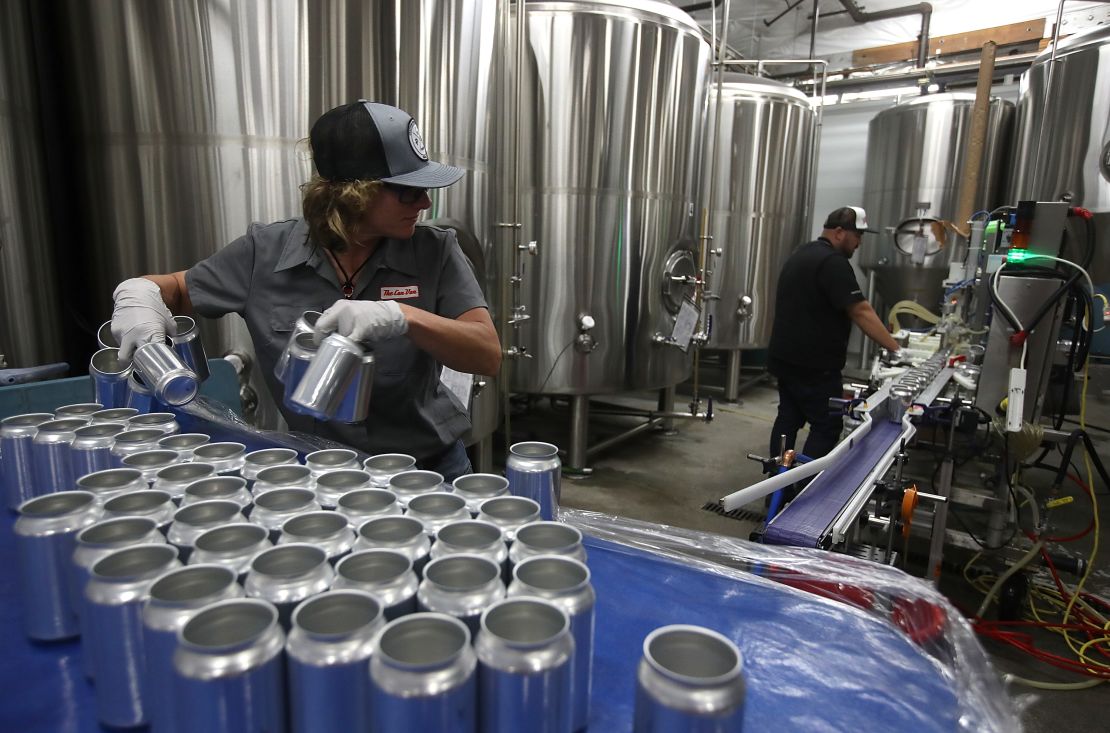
[701, 501, 766, 523]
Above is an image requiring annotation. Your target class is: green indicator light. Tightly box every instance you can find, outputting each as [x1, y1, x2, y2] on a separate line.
[1007, 248, 1030, 263]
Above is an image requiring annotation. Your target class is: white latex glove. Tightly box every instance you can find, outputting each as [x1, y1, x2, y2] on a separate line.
[111, 278, 177, 361]
[316, 299, 408, 344]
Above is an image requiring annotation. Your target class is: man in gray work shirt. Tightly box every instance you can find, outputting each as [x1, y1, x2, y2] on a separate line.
[110, 101, 502, 479]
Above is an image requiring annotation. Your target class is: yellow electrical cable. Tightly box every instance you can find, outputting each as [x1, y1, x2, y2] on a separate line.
[1007, 675, 1107, 690]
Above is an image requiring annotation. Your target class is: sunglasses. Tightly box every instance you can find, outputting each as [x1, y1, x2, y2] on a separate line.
[383, 183, 429, 205]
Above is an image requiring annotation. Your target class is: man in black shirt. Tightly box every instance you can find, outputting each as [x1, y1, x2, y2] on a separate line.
[767, 206, 901, 460]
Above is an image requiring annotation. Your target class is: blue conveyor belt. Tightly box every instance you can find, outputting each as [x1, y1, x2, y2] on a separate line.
[765, 419, 905, 547]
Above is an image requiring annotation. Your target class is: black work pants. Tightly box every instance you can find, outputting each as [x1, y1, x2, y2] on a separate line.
[768, 369, 844, 461]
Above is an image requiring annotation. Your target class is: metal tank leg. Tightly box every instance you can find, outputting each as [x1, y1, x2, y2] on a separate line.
[471, 437, 493, 474]
[658, 387, 678, 435]
[724, 350, 741, 403]
[567, 395, 591, 475]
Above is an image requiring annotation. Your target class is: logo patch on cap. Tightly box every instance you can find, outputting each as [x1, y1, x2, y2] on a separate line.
[408, 121, 429, 161]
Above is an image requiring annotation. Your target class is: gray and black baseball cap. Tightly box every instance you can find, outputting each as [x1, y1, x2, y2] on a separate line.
[310, 101, 464, 188]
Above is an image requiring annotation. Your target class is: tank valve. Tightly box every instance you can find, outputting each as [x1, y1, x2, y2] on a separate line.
[736, 295, 753, 321]
[518, 241, 539, 255]
[506, 346, 532, 359]
[575, 313, 597, 354]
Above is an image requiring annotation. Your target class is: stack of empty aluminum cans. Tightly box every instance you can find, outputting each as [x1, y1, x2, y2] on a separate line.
[6, 411, 637, 732]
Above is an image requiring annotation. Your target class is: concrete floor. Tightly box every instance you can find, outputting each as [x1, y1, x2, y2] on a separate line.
[495, 367, 1110, 733]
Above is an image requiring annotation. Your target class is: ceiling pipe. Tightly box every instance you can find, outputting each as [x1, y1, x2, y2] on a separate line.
[837, 0, 933, 68]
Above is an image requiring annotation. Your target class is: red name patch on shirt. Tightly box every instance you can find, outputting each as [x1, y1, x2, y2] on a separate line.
[381, 285, 420, 300]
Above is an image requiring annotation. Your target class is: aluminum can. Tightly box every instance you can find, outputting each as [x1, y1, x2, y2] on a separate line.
[170, 315, 210, 382]
[278, 511, 356, 563]
[430, 521, 509, 577]
[633, 625, 746, 733]
[305, 448, 360, 477]
[153, 461, 218, 500]
[251, 488, 321, 541]
[97, 319, 119, 349]
[13, 491, 101, 639]
[417, 555, 505, 636]
[126, 371, 156, 413]
[333, 549, 419, 620]
[167, 499, 247, 559]
[142, 564, 242, 733]
[333, 350, 376, 423]
[477, 598, 574, 733]
[315, 469, 373, 509]
[91, 407, 140, 424]
[191, 523, 272, 578]
[388, 469, 446, 507]
[370, 613, 477, 732]
[289, 332, 365, 420]
[111, 428, 166, 465]
[192, 441, 247, 476]
[89, 347, 132, 409]
[888, 385, 914, 423]
[76, 467, 148, 505]
[172, 598, 286, 733]
[85, 543, 181, 727]
[132, 340, 199, 406]
[158, 432, 211, 460]
[363, 452, 416, 487]
[1, 412, 54, 509]
[127, 411, 181, 435]
[70, 423, 127, 479]
[452, 473, 510, 515]
[282, 332, 318, 413]
[122, 448, 182, 483]
[408, 492, 471, 536]
[506, 442, 561, 521]
[103, 490, 176, 531]
[274, 310, 321, 383]
[242, 447, 300, 481]
[509, 522, 588, 568]
[335, 488, 402, 526]
[287, 590, 384, 733]
[181, 475, 253, 509]
[244, 543, 335, 629]
[253, 463, 315, 495]
[509, 556, 596, 732]
[54, 402, 103, 421]
[31, 417, 86, 495]
[355, 515, 431, 577]
[477, 496, 542, 543]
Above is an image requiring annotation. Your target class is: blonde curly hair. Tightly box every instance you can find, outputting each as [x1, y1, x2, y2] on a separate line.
[300, 175, 383, 253]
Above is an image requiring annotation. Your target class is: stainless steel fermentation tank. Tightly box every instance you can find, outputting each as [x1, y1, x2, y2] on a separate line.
[861, 93, 1014, 313]
[310, 0, 500, 468]
[1010, 25, 1110, 286]
[508, 0, 710, 471]
[703, 74, 815, 399]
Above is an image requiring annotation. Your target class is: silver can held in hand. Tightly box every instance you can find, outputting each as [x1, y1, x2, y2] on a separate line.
[90, 347, 133, 409]
[76, 467, 148, 505]
[333, 549, 420, 620]
[252, 463, 315, 495]
[111, 428, 166, 465]
[355, 515, 431, 576]
[509, 556, 596, 733]
[172, 599, 286, 733]
[192, 441, 246, 476]
[335, 488, 402, 526]
[157, 432, 211, 460]
[363, 452, 416, 487]
[289, 332, 365, 420]
[508, 521, 587, 567]
[274, 310, 321, 383]
[452, 473, 510, 515]
[91, 407, 139, 424]
[287, 590, 385, 733]
[167, 500, 246, 559]
[1, 412, 54, 510]
[417, 554, 505, 636]
[242, 447, 300, 481]
[132, 340, 199, 406]
[506, 441, 562, 521]
[14, 491, 101, 640]
[332, 349, 375, 423]
[278, 511, 356, 563]
[127, 411, 180, 435]
[54, 402, 103, 421]
[478, 496, 542, 543]
[122, 448, 182, 483]
[97, 319, 119, 349]
[315, 469, 373, 509]
[250, 487, 321, 540]
[370, 612, 478, 733]
[305, 448, 360, 477]
[190, 523, 272, 578]
[170, 315, 210, 382]
[181, 475, 253, 509]
[476, 598, 574, 733]
[103, 490, 176, 531]
[31, 418, 86, 496]
[388, 469, 445, 507]
[281, 332, 318, 413]
[70, 423, 128, 479]
[407, 492, 471, 536]
[125, 371, 156, 413]
[633, 625, 746, 733]
[85, 543, 181, 728]
[141, 564, 242, 733]
[244, 543, 335, 629]
[153, 461, 218, 500]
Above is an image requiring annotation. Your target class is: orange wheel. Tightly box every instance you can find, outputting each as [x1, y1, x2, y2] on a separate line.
[901, 485, 919, 539]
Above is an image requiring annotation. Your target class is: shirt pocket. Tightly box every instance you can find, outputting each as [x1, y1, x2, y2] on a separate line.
[267, 305, 314, 350]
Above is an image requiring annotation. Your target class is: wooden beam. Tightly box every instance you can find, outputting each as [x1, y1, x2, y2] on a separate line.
[852, 18, 1045, 67]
